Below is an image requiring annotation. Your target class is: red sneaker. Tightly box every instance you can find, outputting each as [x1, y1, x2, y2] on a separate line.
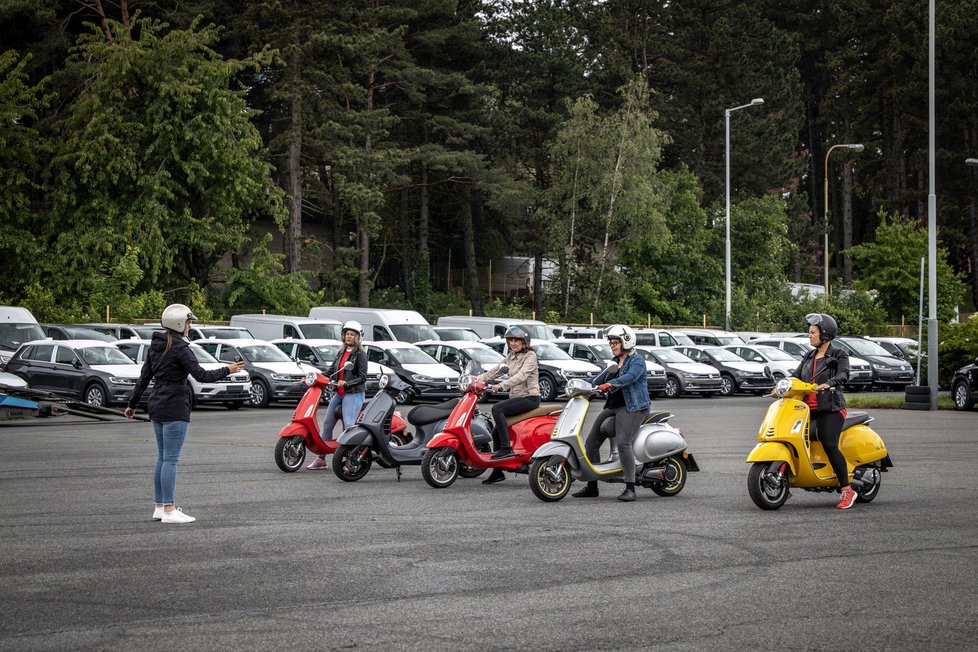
[836, 486, 857, 509]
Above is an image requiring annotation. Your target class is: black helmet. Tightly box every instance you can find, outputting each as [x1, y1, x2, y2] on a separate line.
[806, 313, 838, 342]
[503, 325, 531, 348]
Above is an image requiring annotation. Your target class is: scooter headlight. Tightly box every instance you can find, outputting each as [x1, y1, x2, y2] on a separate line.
[774, 377, 792, 397]
[458, 375, 474, 392]
[564, 378, 592, 397]
[304, 371, 318, 386]
[378, 374, 389, 390]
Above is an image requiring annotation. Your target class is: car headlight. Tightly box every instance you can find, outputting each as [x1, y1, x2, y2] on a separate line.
[271, 373, 296, 381]
[0, 353, 10, 364]
[871, 363, 888, 370]
[109, 376, 136, 385]
[412, 374, 433, 382]
[680, 371, 695, 378]
[733, 370, 748, 377]
[303, 371, 317, 386]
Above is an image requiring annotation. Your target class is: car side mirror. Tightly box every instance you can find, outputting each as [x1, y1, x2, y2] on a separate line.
[73, 359, 83, 369]
[762, 365, 773, 379]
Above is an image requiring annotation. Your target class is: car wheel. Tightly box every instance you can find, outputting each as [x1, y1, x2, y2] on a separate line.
[538, 373, 557, 402]
[720, 374, 735, 396]
[249, 379, 270, 408]
[664, 376, 681, 398]
[953, 380, 973, 411]
[83, 381, 109, 407]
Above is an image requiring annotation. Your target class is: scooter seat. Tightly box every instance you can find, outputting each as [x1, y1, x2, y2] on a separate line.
[408, 398, 461, 426]
[842, 411, 872, 430]
[644, 411, 672, 424]
[504, 403, 563, 427]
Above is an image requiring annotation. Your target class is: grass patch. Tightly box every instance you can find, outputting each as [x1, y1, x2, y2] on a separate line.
[847, 395, 956, 410]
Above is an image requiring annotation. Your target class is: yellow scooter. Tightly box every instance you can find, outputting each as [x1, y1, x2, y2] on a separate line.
[745, 374, 893, 510]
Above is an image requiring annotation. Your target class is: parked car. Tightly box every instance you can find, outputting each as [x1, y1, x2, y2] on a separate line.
[195, 338, 318, 408]
[557, 326, 603, 340]
[432, 326, 482, 342]
[187, 325, 254, 341]
[114, 339, 251, 409]
[5, 339, 145, 407]
[751, 337, 874, 390]
[951, 356, 978, 410]
[1, 306, 44, 365]
[673, 345, 773, 396]
[416, 339, 507, 400]
[436, 316, 553, 341]
[634, 346, 722, 398]
[724, 344, 799, 380]
[0, 371, 28, 388]
[310, 307, 436, 342]
[553, 339, 666, 397]
[229, 314, 342, 341]
[270, 338, 391, 397]
[481, 337, 601, 401]
[633, 328, 694, 347]
[362, 341, 459, 401]
[866, 336, 921, 364]
[80, 323, 160, 340]
[675, 329, 745, 346]
[832, 337, 914, 390]
[40, 324, 117, 343]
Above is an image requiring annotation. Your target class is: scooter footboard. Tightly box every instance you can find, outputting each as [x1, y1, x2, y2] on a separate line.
[337, 425, 372, 447]
[745, 442, 797, 476]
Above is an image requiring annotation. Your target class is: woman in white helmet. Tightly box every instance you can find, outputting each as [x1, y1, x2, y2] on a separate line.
[306, 320, 369, 470]
[573, 324, 650, 502]
[125, 304, 245, 523]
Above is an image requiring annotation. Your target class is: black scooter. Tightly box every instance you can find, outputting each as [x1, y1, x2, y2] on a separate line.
[331, 373, 493, 481]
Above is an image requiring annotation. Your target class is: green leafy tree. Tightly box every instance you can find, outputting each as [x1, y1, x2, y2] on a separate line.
[849, 214, 966, 324]
[225, 234, 322, 315]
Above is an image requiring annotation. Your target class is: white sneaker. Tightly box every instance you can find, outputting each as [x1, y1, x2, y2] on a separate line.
[160, 507, 196, 524]
[152, 507, 165, 521]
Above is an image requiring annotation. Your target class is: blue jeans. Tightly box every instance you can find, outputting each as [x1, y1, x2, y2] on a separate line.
[153, 420, 189, 505]
[321, 391, 365, 442]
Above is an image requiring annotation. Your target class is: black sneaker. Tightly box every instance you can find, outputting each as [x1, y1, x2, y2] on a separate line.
[490, 448, 514, 459]
[572, 486, 599, 498]
[617, 488, 636, 502]
[482, 469, 506, 484]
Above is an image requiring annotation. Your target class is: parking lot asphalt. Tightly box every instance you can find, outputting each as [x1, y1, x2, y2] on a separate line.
[1, 395, 977, 651]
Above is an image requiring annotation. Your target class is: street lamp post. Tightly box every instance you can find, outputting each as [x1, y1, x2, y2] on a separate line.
[724, 97, 764, 331]
[823, 143, 865, 295]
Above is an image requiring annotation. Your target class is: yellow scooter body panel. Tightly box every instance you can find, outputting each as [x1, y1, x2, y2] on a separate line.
[745, 442, 797, 476]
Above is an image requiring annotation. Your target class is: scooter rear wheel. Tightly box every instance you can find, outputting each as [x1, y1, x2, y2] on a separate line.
[529, 456, 571, 502]
[274, 435, 306, 473]
[420, 447, 460, 488]
[331, 444, 373, 482]
[854, 466, 882, 503]
[747, 461, 789, 510]
[649, 456, 687, 497]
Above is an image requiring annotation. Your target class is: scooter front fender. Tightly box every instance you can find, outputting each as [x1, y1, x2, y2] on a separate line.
[745, 442, 797, 476]
[427, 431, 462, 451]
[279, 422, 311, 440]
[337, 425, 372, 447]
[531, 441, 579, 471]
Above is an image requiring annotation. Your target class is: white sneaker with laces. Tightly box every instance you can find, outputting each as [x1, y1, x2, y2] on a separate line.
[160, 507, 196, 524]
[153, 507, 165, 521]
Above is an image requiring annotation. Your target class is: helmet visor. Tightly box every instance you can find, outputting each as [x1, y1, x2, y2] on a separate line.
[186, 310, 198, 322]
[805, 313, 823, 326]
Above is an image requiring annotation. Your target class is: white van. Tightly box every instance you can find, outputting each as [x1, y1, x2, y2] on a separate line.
[436, 316, 553, 341]
[0, 307, 45, 365]
[229, 314, 342, 342]
[307, 307, 437, 343]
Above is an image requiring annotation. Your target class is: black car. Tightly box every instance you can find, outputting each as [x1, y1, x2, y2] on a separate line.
[833, 337, 914, 390]
[5, 339, 146, 407]
[951, 356, 978, 410]
[196, 338, 317, 408]
[673, 345, 773, 396]
[81, 323, 160, 340]
[40, 324, 117, 343]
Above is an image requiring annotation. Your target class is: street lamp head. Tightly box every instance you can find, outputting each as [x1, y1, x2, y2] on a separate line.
[750, 98, 764, 106]
[848, 143, 865, 152]
[966, 158, 978, 166]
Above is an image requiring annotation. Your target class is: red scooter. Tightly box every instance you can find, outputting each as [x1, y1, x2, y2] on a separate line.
[420, 364, 561, 488]
[275, 362, 407, 472]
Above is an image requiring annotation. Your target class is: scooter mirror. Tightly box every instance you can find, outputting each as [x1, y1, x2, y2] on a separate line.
[604, 362, 618, 374]
[342, 360, 354, 371]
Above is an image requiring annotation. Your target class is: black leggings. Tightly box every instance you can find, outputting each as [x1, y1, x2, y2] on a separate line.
[813, 410, 849, 487]
[490, 395, 541, 450]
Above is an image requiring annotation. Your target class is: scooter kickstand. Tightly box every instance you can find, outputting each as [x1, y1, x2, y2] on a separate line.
[396, 466, 402, 482]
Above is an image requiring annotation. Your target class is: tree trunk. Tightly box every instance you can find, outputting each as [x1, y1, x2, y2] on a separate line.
[533, 252, 543, 316]
[400, 190, 413, 302]
[286, 88, 302, 274]
[357, 66, 376, 308]
[970, 197, 978, 310]
[842, 159, 854, 286]
[461, 188, 484, 315]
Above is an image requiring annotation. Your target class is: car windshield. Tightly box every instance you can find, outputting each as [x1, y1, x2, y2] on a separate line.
[390, 324, 438, 343]
[715, 335, 744, 345]
[704, 347, 742, 362]
[516, 324, 551, 340]
[754, 346, 796, 361]
[436, 328, 481, 342]
[200, 327, 252, 339]
[0, 323, 45, 350]
[652, 349, 695, 363]
[532, 343, 573, 360]
[302, 323, 342, 340]
[131, 326, 160, 339]
[843, 339, 891, 357]
[238, 344, 292, 362]
[591, 343, 614, 359]
[673, 333, 695, 345]
[387, 346, 439, 364]
[64, 327, 116, 342]
[313, 344, 342, 360]
[190, 345, 218, 363]
[466, 347, 504, 364]
[80, 346, 136, 365]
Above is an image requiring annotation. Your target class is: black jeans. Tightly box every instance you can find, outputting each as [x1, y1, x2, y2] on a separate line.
[813, 410, 849, 487]
[490, 396, 541, 450]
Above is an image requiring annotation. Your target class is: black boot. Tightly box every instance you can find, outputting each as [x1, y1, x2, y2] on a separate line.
[618, 483, 637, 502]
[572, 482, 599, 498]
[482, 468, 506, 484]
[490, 447, 514, 459]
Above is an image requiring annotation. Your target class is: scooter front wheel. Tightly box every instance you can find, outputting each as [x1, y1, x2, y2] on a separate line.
[274, 435, 307, 473]
[331, 444, 373, 482]
[747, 462, 789, 510]
[421, 447, 460, 488]
[529, 456, 571, 502]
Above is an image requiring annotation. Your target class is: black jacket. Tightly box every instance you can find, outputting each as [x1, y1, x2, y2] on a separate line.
[128, 331, 230, 422]
[792, 341, 849, 412]
[328, 346, 367, 394]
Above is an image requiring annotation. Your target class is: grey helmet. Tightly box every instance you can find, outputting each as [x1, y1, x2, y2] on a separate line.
[503, 325, 531, 348]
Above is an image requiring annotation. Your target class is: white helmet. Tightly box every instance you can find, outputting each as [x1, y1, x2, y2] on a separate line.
[605, 324, 636, 350]
[342, 320, 363, 337]
[161, 303, 197, 333]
